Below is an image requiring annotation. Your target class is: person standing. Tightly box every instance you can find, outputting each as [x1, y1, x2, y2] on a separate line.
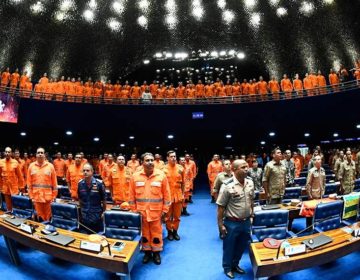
[338, 150, 356, 195]
[306, 155, 326, 200]
[0, 147, 24, 211]
[164, 150, 184, 241]
[27, 147, 57, 221]
[129, 153, 171, 265]
[78, 163, 107, 233]
[282, 150, 295, 188]
[184, 153, 197, 203]
[66, 153, 84, 200]
[247, 159, 263, 191]
[53, 152, 66, 185]
[207, 154, 223, 203]
[108, 155, 132, 204]
[262, 148, 286, 204]
[217, 160, 254, 279]
[127, 154, 140, 173]
[212, 159, 233, 199]
[179, 156, 193, 216]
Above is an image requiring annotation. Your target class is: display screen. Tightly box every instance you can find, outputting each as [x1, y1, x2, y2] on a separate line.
[0, 92, 20, 123]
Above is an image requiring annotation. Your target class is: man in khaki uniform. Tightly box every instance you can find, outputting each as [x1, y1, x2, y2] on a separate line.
[262, 148, 286, 204]
[338, 150, 356, 195]
[212, 159, 232, 200]
[306, 155, 326, 199]
[333, 150, 344, 180]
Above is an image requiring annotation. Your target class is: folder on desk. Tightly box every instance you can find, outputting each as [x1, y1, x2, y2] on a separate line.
[4, 217, 26, 227]
[261, 205, 280, 210]
[302, 234, 333, 249]
[44, 234, 75, 246]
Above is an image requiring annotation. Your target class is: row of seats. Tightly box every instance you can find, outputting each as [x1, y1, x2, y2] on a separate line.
[5, 195, 141, 241]
[251, 199, 358, 242]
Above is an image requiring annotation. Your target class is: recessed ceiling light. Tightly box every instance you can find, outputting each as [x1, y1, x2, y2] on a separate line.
[66, 131, 72, 135]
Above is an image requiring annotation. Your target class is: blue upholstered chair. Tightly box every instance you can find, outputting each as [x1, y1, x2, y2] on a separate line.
[57, 185, 71, 200]
[294, 177, 306, 186]
[323, 182, 339, 197]
[354, 179, 360, 192]
[11, 195, 34, 219]
[325, 174, 336, 182]
[313, 200, 344, 233]
[0, 193, 6, 211]
[251, 210, 295, 242]
[104, 211, 141, 241]
[282, 187, 302, 203]
[47, 202, 79, 231]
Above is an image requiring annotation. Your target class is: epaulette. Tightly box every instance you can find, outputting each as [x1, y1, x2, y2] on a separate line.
[224, 178, 234, 185]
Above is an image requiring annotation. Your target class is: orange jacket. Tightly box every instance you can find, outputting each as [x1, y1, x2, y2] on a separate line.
[154, 160, 165, 170]
[232, 84, 242, 96]
[101, 162, 115, 187]
[195, 84, 205, 97]
[293, 79, 303, 91]
[53, 158, 66, 178]
[257, 81, 268, 95]
[10, 72, 20, 86]
[281, 78, 293, 92]
[129, 169, 171, 222]
[185, 160, 197, 179]
[303, 77, 313, 89]
[66, 163, 84, 199]
[317, 75, 327, 87]
[207, 161, 223, 182]
[0, 158, 25, 195]
[269, 80, 280, 93]
[183, 163, 195, 192]
[27, 161, 58, 203]
[108, 165, 132, 202]
[164, 163, 184, 203]
[1, 71, 10, 85]
[98, 159, 108, 176]
[127, 160, 140, 173]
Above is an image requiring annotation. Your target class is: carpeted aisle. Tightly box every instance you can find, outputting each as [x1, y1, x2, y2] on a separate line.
[1, 183, 360, 279]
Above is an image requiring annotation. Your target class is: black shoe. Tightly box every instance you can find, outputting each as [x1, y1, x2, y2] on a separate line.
[188, 196, 193, 203]
[173, 230, 180, 241]
[232, 266, 246, 274]
[142, 251, 152, 264]
[182, 208, 190, 216]
[153, 252, 161, 265]
[167, 230, 174, 241]
[225, 271, 235, 279]
[211, 196, 215, 203]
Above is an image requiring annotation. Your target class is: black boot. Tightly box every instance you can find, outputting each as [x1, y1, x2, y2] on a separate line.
[167, 230, 174, 241]
[211, 196, 216, 203]
[142, 251, 152, 264]
[188, 196, 193, 203]
[182, 207, 190, 216]
[153, 252, 161, 265]
[173, 230, 180, 241]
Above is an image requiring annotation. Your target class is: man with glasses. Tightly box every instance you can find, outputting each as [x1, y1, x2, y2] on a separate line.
[78, 163, 106, 233]
[27, 147, 57, 221]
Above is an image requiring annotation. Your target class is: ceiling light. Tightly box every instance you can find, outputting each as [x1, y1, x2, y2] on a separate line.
[333, 133, 338, 137]
[120, 143, 125, 147]
[129, 136, 135, 139]
[269, 132, 275, 137]
[276, 7, 287, 17]
[143, 59, 150, 64]
[83, 9, 95, 22]
[93, 137, 100, 142]
[20, 132, 26, 136]
[155, 52, 162, 58]
[54, 142, 59, 145]
[237, 52, 246, 59]
[356, 124, 360, 129]
[260, 141, 266, 145]
[304, 133, 310, 137]
[66, 131, 72, 135]
[168, 134, 174, 139]
[226, 134, 232, 139]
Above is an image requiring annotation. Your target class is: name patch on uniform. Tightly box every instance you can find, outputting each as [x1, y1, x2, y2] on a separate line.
[151, 182, 161, 187]
[136, 182, 145, 187]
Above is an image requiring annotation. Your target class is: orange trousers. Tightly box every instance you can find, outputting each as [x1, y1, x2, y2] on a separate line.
[183, 190, 192, 208]
[165, 201, 182, 231]
[4, 194, 13, 211]
[142, 218, 163, 252]
[34, 202, 52, 221]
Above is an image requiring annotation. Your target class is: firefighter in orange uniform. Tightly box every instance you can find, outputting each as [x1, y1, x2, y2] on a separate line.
[108, 155, 132, 204]
[53, 152, 66, 185]
[66, 153, 84, 200]
[185, 153, 197, 203]
[129, 152, 171, 265]
[0, 147, 24, 211]
[101, 154, 115, 191]
[13, 149, 26, 182]
[179, 156, 194, 216]
[127, 154, 140, 172]
[163, 151, 184, 242]
[98, 153, 108, 176]
[207, 154, 223, 202]
[154, 153, 165, 170]
[27, 147, 57, 221]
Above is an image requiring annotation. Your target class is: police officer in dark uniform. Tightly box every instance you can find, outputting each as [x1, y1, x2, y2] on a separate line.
[78, 163, 107, 233]
[217, 160, 254, 279]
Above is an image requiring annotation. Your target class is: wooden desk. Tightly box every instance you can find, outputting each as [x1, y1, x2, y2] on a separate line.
[250, 223, 360, 279]
[0, 211, 140, 280]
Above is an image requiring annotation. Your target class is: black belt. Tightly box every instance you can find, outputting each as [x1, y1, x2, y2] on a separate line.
[225, 217, 250, 222]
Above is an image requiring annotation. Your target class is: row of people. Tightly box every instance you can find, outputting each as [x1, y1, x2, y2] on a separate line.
[1, 65, 360, 100]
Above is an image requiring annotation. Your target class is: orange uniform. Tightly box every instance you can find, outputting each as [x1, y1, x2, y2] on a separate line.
[154, 160, 165, 170]
[195, 83, 205, 98]
[281, 78, 293, 98]
[101, 161, 116, 188]
[205, 84, 215, 98]
[127, 160, 140, 173]
[309, 74, 318, 94]
[257, 81, 268, 96]
[66, 163, 84, 199]
[10, 72, 20, 88]
[149, 83, 159, 98]
[329, 73, 339, 92]
[113, 84, 122, 98]
[164, 164, 184, 232]
[225, 84, 232, 96]
[317, 74, 327, 94]
[293, 79, 303, 96]
[183, 160, 196, 207]
[130, 86, 141, 99]
[207, 160, 223, 193]
[0, 158, 25, 210]
[129, 169, 171, 252]
[217, 85, 226, 97]
[293, 156, 302, 178]
[1, 71, 10, 87]
[53, 158, 66, 178]
[98, 159, 108, 176]
[303, 76, 314, 96]
[232, 84, 241, 96]
[108, 165, 132, 203]
[268, 80, 280, 97]
[27, 161, 58, 221]
[176, 86, 186, 99]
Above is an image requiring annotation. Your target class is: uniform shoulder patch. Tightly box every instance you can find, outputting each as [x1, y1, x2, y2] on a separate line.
[224, 178, 234, 185]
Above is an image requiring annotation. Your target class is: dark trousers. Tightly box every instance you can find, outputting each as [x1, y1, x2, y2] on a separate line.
[80, 220, 103, 234]
[222, 218, 251, 273]
[268, 197, 282, 205]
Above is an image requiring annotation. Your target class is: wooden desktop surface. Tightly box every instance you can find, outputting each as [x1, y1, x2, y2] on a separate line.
[250, 222, 360, 278]
[0, 210, 140, 274]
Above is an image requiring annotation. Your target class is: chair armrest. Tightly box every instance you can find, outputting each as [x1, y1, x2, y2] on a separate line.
[42, 221, 50, 225]
[68, 226, 78, 232]
[287, 231, 296, 238]
[341, 220, 352, 226]
[133, 235, 141, 242]
[314, 226, 324, 233]
[251, 234, 260, 243]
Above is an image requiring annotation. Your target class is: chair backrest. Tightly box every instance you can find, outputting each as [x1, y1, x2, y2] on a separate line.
[283, 187, 302, 201]
[354, 179, 360, 192]
[104, 211, 141, 241]
[325, 174, 336, 182]
[11, 195, 33, 219]
[294, 177, 306, 186]
[324, 182, 339, 196]
[252, 210, 289, 241]
[50, 203, 79, 230]
[314, 200, 343, 232]
[57, 185, 71, 199]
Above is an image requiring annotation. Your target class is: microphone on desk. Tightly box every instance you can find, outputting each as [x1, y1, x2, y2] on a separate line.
[274, 215, 335, 260]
